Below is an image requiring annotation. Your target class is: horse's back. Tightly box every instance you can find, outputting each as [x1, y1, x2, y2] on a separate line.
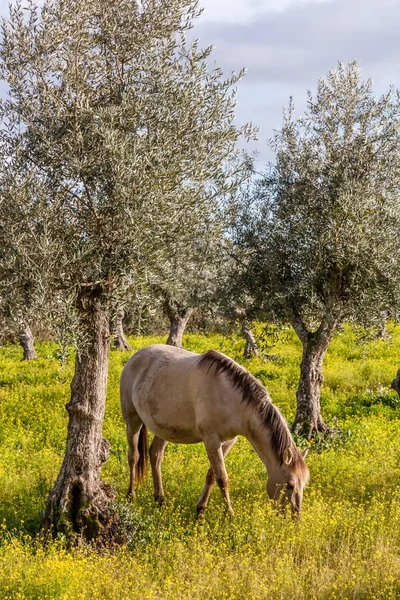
[120, 345, 205, 443]
[120, 344, 242, 444]
[121, 344, 198, 391]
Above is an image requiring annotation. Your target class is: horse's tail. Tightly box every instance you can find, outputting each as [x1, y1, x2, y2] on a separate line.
[135, 423, 149, 484]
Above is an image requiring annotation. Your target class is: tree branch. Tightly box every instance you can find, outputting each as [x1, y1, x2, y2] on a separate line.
[288, 301, 308, 344]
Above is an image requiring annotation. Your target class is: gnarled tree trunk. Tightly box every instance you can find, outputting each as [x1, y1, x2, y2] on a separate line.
[292, 307, 339, 438]
[165, 305, 193, 348]
[19, 323, 36, 360]
[377, 322, 388, 340]
[113, 307, 131, 352]
[42, 295, 114, 542]
[294, 339, 329, 438]
[391, 369, 400, 398]
[241, 318, 259, 358]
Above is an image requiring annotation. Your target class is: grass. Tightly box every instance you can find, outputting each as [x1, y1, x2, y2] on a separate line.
[0, 324, 400, 599]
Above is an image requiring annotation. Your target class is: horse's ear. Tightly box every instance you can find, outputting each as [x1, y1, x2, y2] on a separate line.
[283, 447, 293, 465]
[301, 448, 309, 460]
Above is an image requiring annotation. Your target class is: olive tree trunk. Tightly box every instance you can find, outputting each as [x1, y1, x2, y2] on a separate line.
[292, 308, 339, 438]
[166, 307, 193, 348]
[42, 295, 114, 541]
[391, 369, 400, 398]
[19, 323, 36, 360]
[113, 307, 131, 352]
[375, 312, 389, 340]
[241, 318, 259, 358]
[294, 340, 329, 438]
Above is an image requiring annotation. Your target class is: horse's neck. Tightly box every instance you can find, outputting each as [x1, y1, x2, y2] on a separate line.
[242, 404, 280, 474]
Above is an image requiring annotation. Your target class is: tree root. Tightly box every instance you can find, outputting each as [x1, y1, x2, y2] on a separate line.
[41, 481, 123, 547]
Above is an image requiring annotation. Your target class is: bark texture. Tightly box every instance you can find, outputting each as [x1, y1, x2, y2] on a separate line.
[377, 322, 389, 340]
[165, 306, 193, 348]
[42, 295, 114, 542]
[391, 369, 400, 398]
[241, 318, 259, 358]
[113, 307, 131, 352]
[291, 305, 339, 438]
[19, 324, 36, 360]
[294, 339, 329, 438]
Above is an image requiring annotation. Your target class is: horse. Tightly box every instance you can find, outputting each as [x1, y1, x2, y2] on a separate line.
[120, 344, 309, 517]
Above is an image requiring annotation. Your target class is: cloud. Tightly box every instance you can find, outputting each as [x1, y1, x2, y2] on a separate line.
[195, 0, 400, 163]
[0, 0, 397, 165]
[200, 0, 333, 24]
[198, 0, 400, 87]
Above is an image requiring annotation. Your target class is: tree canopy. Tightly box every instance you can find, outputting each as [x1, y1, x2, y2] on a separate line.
[0, 0, 253, 540]
[235, 62, 400, 436]
[0, 0, 252, 312]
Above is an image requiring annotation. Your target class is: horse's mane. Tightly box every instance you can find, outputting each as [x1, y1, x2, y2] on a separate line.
[198, 349, 305, 471]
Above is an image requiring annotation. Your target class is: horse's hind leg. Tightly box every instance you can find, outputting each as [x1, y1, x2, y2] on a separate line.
[149, 435, 168, 505]
[200, 436, 237, 517]
[126, 414, 143, 498]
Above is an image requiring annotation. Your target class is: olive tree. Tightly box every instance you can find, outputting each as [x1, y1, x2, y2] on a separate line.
[151, 201, 237, 348]
[237, 62, 400, 437]
[213, 227, 261, 358]
[0, 162, 59, 359]
[112, 307, 131, 352]
[0, 0, 252, 539]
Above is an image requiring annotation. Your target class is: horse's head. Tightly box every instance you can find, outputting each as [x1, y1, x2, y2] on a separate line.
[266, 447, 309, 517]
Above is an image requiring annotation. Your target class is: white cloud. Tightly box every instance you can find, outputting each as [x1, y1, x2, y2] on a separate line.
[196, 0, 400, 164]
[200, 0, 333, 23]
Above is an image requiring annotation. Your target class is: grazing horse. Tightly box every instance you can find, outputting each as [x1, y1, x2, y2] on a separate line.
[120, 344, 309, 517]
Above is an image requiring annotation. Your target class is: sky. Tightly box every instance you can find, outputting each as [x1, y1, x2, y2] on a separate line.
[0, 0, 399, 164]
[196, 0, 400, 163]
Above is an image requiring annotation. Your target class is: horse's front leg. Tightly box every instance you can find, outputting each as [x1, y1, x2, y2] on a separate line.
[149, 435, 168, 505]
[201, 436, 235, 517]
[197, 437, 238, 517]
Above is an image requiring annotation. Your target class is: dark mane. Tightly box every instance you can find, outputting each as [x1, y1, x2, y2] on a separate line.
[198, 349, 304, 469]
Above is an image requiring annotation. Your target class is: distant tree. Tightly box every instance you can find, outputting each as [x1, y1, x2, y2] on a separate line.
[212, 233, 261, 358]
[151, 213, 233, 348]
[18, 322, 37, 360]
[112, 307, 131, 352]
[236, 62, 400, 437]
[239, 313, 259, 358]
[164, 301, 194, 347]
[0, 0, 253, 540]
[0, 167, 58, 360]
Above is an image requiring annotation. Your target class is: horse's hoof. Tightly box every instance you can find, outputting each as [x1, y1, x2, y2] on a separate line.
[154, 495, 165, 507]
[127, 491, 136, 501]
[196, 505, 206, 520]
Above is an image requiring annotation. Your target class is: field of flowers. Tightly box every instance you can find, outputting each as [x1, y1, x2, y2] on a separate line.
[1, 325, 400, 599]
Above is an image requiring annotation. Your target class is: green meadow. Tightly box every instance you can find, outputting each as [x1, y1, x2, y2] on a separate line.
[1, 325, 400, 599]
